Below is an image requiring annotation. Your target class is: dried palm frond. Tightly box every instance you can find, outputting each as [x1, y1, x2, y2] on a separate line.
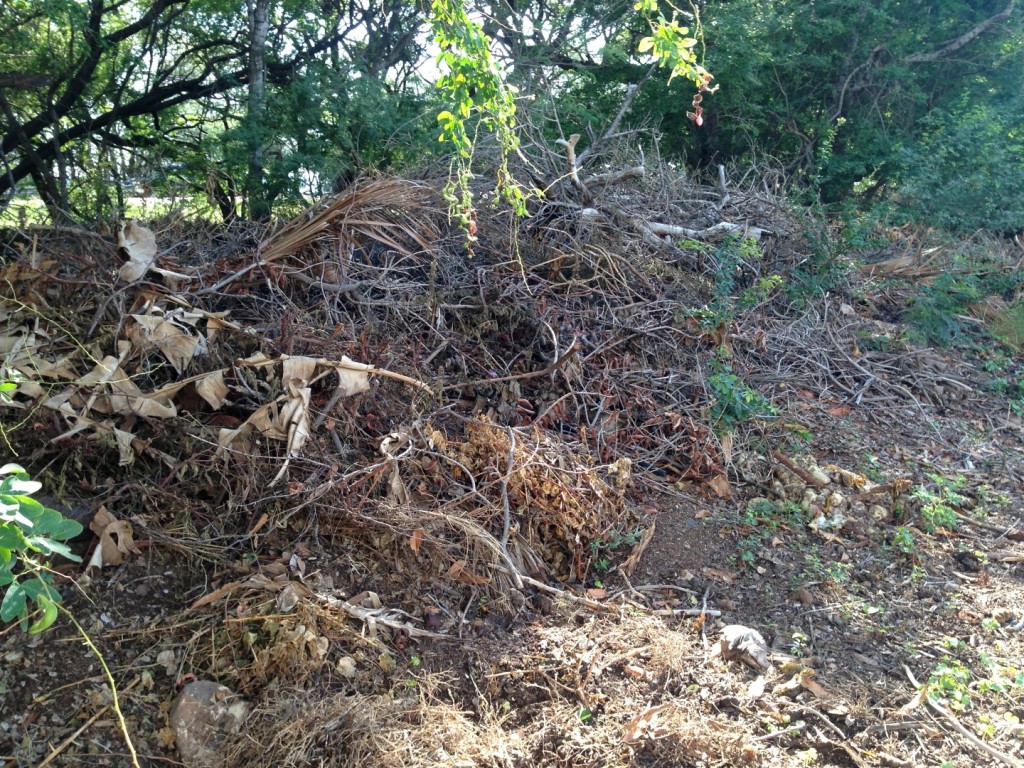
[261, 176, 439, 265]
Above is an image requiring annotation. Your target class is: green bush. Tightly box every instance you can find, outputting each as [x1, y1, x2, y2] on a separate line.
[892, 97, 1024, 235]
[0, 464, 83, 633]
[707, 348, 777, 430]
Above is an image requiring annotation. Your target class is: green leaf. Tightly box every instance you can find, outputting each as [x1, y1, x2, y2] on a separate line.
[21, 577, 58, 602]
[0, 382, 16, 392]
[27, 593, 59, 634]
[0, 476, 41, 495]
[0, 503, 31, 528]
[1, 580, 27, 622]
[0, 524, 26, 550]
[638, 37, 654, 53]
[25, 536, 81, 562]
[0, 463, 26, 477]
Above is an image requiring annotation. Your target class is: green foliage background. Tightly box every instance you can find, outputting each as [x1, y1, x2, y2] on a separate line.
[0, 0, 1021, 231]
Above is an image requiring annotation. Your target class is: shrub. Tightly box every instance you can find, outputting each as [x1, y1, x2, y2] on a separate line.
[0, 464, 83, 633]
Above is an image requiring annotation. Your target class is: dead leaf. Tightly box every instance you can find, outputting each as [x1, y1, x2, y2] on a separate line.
[747, 675, 767, 700]
[702, 567, 738, 584]
[409, 528, 424, 553]
[623, 704, 671, 743]
[899, 683, 929, 715]
[117, 221, 158, 282]
[388, 463, 410, 504]
[586, 588, 609, 600]
[127, 312, 205, 373]
[190, 580, 243, 610]
[88, 505, 138, 568]
[276, 583, 303, 613]
[447, 559, 488, 585]
[707, 474, 732, 499]
[799, 670, 846, 713]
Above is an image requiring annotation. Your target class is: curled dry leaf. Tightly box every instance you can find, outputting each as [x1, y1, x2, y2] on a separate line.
[87, 505, 139, 569]
[127, 310, 207, 374]
[709, 624, 772, 673]
[277, 583, 304, 613]
[117, 220, 158, 282]
[408, 528, 424, 553]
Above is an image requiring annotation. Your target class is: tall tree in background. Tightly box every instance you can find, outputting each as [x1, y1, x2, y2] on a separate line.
[246, 0, 273, 222]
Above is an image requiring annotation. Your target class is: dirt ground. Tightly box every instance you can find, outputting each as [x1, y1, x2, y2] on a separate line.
[2, 184, 1024, 767]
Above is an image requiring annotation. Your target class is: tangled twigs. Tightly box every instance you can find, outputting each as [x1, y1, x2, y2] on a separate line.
[488, 563, 616, 613]
[314, 589, 459, 642]
[451, 339, 581, 389]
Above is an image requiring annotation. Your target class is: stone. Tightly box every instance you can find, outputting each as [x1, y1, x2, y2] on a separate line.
[169, 680, 248, 767]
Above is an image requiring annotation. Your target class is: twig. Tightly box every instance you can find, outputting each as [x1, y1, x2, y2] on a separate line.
[54, 606, 140, 768]
[555, 134, 590, 201]
[772, 451, 826, 487]
[488, 563, 616, 613]
[749, 723, 805, 743]
[450, 340, 580, 389]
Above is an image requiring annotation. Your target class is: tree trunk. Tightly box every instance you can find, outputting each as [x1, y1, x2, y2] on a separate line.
[245, 0, 272, 222]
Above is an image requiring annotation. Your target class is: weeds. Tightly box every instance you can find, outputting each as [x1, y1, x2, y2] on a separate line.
[911, 474, 966, 532]
[708, 349, 778, 430]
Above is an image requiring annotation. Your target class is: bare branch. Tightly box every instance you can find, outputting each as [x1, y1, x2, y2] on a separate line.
[904, 1, 1015, 64]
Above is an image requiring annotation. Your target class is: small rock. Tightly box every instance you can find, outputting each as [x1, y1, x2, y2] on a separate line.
[336, 656, 358, 678]
[808, 468, 831, 486]
[169, 680, 248, 767]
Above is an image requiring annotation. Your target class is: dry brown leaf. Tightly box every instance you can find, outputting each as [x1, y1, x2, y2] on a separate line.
[194, 370, 228, 409]
[332, 357, 372, 397]
[798, 670, 846, 712]
[447, 560, 488, 585]
[899, 683, 929, 715]
[707, 474, 732, 499]
[117, 221, 158, 282]
[127, 312, 204, 373]
[388, 464, 409, 504]
[408, 528, 424, 553]
[190, 580, 243, 610]
[622, 704, 671, 743]
[277, 583, 303, 613]
[88, 505, 139, 568]
[702, 567, 738, 583]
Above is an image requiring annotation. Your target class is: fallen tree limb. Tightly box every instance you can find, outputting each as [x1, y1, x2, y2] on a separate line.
[647, 220, 771, 241]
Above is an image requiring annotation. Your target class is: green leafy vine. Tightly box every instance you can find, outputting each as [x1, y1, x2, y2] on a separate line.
[430, 0, 529, 252]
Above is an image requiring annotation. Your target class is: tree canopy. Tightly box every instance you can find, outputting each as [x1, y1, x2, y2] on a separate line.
[0, 0, 1020, 231]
